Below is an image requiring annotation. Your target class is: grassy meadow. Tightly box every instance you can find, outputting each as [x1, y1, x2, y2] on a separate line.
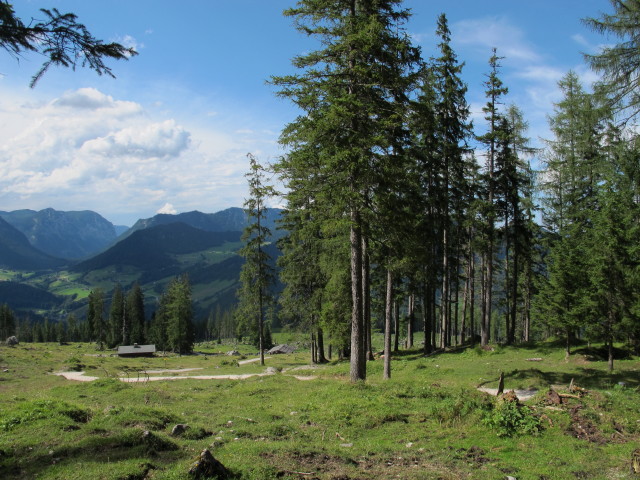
[0, 337, 638, 479]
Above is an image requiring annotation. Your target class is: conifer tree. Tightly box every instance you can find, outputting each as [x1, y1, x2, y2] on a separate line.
[87, 288, 105, 349]
[429, 14, 473, 348]
[583, 0, 640, 121]
[536, 72, 609, 354]
[278, 202, 329, 363]
[0, 304, 15, 340]
[272, 0, 421, 381]
[126, 283, 146, 344]
[504, 105, 537, 343]
[108, 284, 124, 348]
[165, 275, 194, 355]
[236, 154, 276, 366]
[477, 48, 509, 346]
[0, 1, 136, 87]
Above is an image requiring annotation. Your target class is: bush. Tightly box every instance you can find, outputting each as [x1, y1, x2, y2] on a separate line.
[483, 399, 541, 437]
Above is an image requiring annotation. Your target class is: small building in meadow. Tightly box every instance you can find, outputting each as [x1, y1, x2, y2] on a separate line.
[267, 344, 295, 355]
[117, 344, 156, 357]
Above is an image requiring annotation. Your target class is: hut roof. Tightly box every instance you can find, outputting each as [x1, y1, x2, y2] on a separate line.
[117, 344, 156, 356]
[267, 344, 295, 354]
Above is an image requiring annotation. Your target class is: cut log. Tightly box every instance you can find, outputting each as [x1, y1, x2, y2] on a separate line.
[497, 371, 504, 396]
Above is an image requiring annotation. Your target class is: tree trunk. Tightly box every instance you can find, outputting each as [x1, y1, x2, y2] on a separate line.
[510, 238, 518, 345]
[311, 331, 317, 364]
[481, 248, 492, 347]
[407, 294, 415, 348]
[422, 287, 431, 355]
[383, 268, 393, 379]
[470, 251, 476, 344]
[349, 209, 366, 382]
[393, 299, 400, 353]
[453, 268, 459, 346]
[505, 214, 512, 345]
[523, 258, 532, 343]
[441, 226, 449, 349]
[317, 327, 327, 363]
[363, 237, 374, 361]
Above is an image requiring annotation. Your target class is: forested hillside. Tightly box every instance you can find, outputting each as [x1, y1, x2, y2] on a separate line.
[233, 0, 640, 380]
[0, 208, 117, 260]
[0, 217, 67, 270]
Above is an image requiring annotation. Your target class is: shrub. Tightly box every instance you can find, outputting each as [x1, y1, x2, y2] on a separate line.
[483, 399, 541, 437]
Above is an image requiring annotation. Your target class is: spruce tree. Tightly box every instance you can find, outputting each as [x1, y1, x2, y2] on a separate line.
[272, 0, 421, 381]
[87, 288, 105, 349]
[477, 48, 509, 346]
[126, 283, 146, 344]
[536, 72, 609, 354]
[0, 304, 15, 340]
[0, 2, 136, 87]
[236, 154, 276, 366]
[165, 275, 195, 355]
[430, 14, 473, 348]
[583, 0, 640, 121]
[108, 284, 124, 348]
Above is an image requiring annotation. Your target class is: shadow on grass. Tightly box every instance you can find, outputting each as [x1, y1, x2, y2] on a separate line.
[486, 367, 640, 390]
[0, 429, 183, 480]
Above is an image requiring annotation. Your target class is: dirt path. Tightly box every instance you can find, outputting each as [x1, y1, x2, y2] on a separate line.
[238, 357, 271, 365]
[53, 371, 100, 382]
[53, 367, 318, 383]
[477, 387, 538, 401]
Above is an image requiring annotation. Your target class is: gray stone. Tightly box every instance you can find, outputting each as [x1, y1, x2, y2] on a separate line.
[189, 448, 230, 479]
[171, 424, 189, 436]
[6, 336, 18, 346]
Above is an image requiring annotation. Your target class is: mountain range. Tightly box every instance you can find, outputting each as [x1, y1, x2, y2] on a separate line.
[0, 207, 283, 319]
[0, 208, 120, 260]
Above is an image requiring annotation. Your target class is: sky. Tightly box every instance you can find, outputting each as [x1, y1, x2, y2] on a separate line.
[0, 0, 611, 226]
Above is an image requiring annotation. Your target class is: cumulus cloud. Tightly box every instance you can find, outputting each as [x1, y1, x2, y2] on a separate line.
[53, 87, 141, 113]
[157, 202, 177, 215]
[82, 120, 191, 160]
[0, 87, 276, 225]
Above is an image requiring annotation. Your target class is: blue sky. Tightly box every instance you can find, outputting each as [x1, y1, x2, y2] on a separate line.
[0, 0, 609, 226]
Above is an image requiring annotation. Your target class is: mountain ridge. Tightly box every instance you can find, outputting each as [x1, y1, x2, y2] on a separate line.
[0, 208, 117, 260]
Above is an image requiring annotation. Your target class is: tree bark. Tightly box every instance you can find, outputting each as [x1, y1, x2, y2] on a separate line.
[383, 268, 393, 379]
[349, 209, 366, 382]
[317, 327, 327, 363]
[363, 236, 374, 361]
[407, 294, 415, 348]
[393, 299, 400, 353]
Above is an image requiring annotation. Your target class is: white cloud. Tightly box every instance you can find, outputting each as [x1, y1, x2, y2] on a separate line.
[114, 34, 143, 56]
[82, 120, 191, 160]
[157, 202, 177, 215]
[452, 16, 541, 63]
[53, 87, 141, 113]
[0, 87, 278, 225]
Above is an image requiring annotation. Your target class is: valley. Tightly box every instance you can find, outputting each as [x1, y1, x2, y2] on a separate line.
[0, 207, 282, 322]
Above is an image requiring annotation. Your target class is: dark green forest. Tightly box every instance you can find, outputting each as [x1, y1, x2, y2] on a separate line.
[237, 0, 640, 380]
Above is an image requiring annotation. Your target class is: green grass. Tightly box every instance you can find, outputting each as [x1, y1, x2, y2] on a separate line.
[0, 340, 638, 479]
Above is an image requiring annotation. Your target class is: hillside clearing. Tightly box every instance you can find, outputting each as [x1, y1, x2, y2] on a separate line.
[0, 340, 638, 479]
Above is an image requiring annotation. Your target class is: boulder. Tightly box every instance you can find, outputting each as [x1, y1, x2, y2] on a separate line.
[189, 448, 230, 479]
[5, 336, 18, 346]
[171, 424, 189, 436]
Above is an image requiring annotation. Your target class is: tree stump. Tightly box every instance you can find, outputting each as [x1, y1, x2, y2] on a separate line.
[545, 389, 563, 405]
